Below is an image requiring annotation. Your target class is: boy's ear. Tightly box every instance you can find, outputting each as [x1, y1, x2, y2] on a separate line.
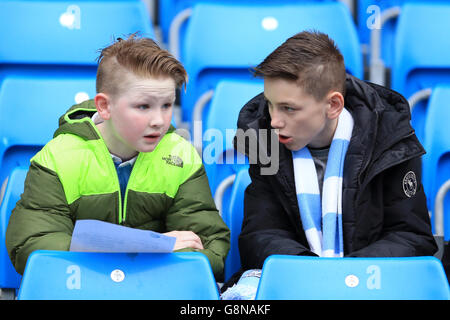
[327, 91, 344, 120]
[94, 93, 111, 120]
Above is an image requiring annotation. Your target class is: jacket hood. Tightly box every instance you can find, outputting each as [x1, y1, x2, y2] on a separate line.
[344, 74, 418, 158]
[53, 99, 100, 140]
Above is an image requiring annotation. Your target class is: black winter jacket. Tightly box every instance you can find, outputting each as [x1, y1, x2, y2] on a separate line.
[234, 75, 437, 270]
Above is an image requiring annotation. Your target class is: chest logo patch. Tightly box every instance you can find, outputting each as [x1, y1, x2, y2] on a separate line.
[162, 155, 183, 168]
[403, 171, 417, 198]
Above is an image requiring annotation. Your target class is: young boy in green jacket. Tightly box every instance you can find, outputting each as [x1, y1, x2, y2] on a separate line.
[5, 35, 230, 279]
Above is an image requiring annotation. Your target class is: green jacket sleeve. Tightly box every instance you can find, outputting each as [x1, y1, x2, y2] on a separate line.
[165, 165, 230, 280]
[5, 161, 74, 275]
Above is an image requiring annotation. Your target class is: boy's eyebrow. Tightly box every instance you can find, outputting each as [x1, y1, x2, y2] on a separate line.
[136, 91, 176, 102]
[264, 96, 299, 107]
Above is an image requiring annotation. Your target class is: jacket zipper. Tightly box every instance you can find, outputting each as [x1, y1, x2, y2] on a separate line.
[120, 153, 142, 224]
[114, 159, 124, 225]
[93, 125, 126, 225]
[86, 117, 140, 225]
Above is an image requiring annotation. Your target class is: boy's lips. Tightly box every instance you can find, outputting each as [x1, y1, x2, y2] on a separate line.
[143, 132, 161, 141]
[144, 133, 160, 137]
[278, 133, 293, 144]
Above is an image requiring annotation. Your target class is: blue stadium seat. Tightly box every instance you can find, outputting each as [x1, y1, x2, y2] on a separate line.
[160, 0, 331, 45]
[0, 75, 97, 185]
[222, 168, 251, 281]
[358, 0, 401, 72]
[0, 0, 155, 184]
[422, 86, 450, 241]
[255, 255, 450, 300]
[0, 0, 154, 65]
[159, 0, 200, 44]
[197, 82, 258, 281]
[358, 0, 447, 75]
[18, 250, 220, 300]
[0, 167, 27, 296]
[201, 80, 262, 198]
[177, 1, 362, 124]
[391, 3, 450, 144]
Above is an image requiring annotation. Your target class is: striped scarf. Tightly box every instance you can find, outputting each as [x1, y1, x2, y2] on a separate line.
[292, 108, 353, 257]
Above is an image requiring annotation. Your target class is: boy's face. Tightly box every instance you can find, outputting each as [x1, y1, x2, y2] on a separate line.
[98, 72, 175, 159]
[264, 77, 338, 151]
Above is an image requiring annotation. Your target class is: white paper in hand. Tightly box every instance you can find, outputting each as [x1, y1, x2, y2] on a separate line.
[69, 220, 176, 253]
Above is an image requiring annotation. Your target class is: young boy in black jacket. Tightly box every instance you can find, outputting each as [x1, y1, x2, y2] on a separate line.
[222, 30, 437, 299]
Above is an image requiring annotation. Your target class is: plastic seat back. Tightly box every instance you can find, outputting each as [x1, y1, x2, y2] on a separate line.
[222, 168, 251, 281]
[422, 86, 450, 240]
[256, 255, 450, 300]
[0, 167, 27, 291]
[18, 250, 220, 300]
[392, 3, 450, 143]
[0, 74, 96, 184]
[0, 0, 155, 183]
[357, 0, 445, 70]
[160, 0, 331, 44]
[0, 0, 154, 65]
[180, 1, 362, 123]
[357, 0, 402, 66]
[202, 80, 262, 195]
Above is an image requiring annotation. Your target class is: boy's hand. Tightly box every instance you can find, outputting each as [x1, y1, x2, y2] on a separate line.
[163, 230, 204, 251]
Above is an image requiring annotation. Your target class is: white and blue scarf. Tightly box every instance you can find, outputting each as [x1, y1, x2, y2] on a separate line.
[292, 108, 353, 257]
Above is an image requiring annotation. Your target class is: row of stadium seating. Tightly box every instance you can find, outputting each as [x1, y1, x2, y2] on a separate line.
[1, 0, 450, 299]
[14, 250, 450, 300]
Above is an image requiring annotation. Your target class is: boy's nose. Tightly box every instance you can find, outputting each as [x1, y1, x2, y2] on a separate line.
[270, 110, 284, 129]
[149, 109, 165, 127]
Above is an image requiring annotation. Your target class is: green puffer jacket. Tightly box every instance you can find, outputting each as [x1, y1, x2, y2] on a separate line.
[6, 100, 230, 277]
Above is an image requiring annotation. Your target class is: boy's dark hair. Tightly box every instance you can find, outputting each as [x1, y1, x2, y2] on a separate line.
[253, 30, 346, 101]
[96, 33, 187, 98]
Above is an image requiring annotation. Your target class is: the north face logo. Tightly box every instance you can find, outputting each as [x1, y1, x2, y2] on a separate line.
[162, 155, 183, 168]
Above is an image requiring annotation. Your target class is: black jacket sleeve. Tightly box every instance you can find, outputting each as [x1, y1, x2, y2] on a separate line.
[347, 157, 437, 257]
[238, 164, 317, 269]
